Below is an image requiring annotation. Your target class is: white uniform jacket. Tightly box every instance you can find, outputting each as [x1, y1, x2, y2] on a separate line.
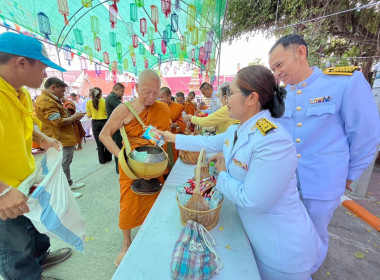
[176, 110, 319, 273]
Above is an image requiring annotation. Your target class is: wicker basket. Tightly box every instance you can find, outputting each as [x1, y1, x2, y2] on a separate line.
[179, 150, 200, 165]
[176, 148, 223, 231]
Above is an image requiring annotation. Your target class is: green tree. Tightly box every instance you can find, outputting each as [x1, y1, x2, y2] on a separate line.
[224, 0, 380, 81]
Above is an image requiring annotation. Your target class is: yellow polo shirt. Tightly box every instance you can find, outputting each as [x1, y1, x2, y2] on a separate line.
[0, 77, 36, 188]
[86, 98, 108, 120]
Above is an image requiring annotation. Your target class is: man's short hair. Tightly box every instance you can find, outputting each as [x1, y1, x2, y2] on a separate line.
[0, 51, 36, 65]
[269, 34, 308, 57]
[44, 77, 68, 89]
[160, 87, 171, 96]
[176, 91, 185, 98]
[188, 91, 195, 97]
[70, 93, 77, 98]
[112, 82, 125, 91]
[200, 82, 212, 90]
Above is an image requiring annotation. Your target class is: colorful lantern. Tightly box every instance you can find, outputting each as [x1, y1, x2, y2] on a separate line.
[207, 30, 214, 42]
[151, 5, 159, 32]
[103, 52, 110, 65]
[79, 57, 87, 70]
[130, 3, 137, 22]
[131, 53, 136, 66]
[116, 42, 122, 61]
[140, 18, 147, 37]
[94, 37, 101, 52]
[74, 29, 84, 45]
[191, 48, 195, 62]
[171, 13, 178, 32]
[199, 27, 207, 43]
[95, 63, 101, 76]
[166, 24, 172, 40]
[37, 12, 51, 39]
[163, 30, 168, 45]
[199, 46, 205, 62]
[129, 45, 134, 54]
[132, 35, 138, 48]
[186, 5, 196, 31]
[161, 40, 167, 55]
[171, 43, 177, 54]
[173, 66, 177, 75]
[81, 0, 92, 8]
[63, 45, 73, 65]
[186, 63, 190, 72]
[110, 32, 117, 47]
[123, 58, 128, 70]
[158, 54, 162, 66]
[139, 43, 145, 55]
[144, 58, 149, 69]
[191, 27, 199, 46]
[125, 22, 135, 36]
[91, 16, 99, 35]
[111, 61, 118, 71]
[205, 40, 212, 56]
[161, 0, 171, 18]
[109, 4, 118, 28]
[57, 0, 69, 26]
[148, 27, 154, 42]
[117, 64, 123, 74]
[150, 41, 155, 55]
[136, 0, 144, 7]
[174, 0, 180, 12]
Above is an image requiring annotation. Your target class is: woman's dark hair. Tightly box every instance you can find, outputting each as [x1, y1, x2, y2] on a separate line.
[235, 65, 287, 118]
[90, 87, 102, 110]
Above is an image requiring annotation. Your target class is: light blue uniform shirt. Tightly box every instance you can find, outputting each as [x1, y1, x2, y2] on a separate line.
[176, 110, 319, 273]
[278, 67, 380, 200]
[202, 90, 220, 114]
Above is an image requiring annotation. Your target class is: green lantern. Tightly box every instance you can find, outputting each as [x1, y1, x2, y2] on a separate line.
[191, 27, 198, 46]
[123, 58, 128, 70]
[148, 27, 154, 42]
[165, 24, 172, 39]
[81, 0, 92, 8]
[116, 42, 122, 61]
[74, 29, 84, 45]
[130, 3, 137, 22]
[199, 27, 207, 43]
[135, 0, 144, 7]
[139, 43, 145, 55]
[91, 16, 99, 35]
[186, 4, 196, 31]
[171, 43, 177, 54]
[110, 32, 117, 47]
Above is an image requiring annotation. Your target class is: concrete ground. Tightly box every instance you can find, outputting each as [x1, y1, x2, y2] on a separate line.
[5, 138, 380, 280]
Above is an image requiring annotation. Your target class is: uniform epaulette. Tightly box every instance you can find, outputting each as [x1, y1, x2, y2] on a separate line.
[254, 118, 277, 136]
[323, 66, 359, 76]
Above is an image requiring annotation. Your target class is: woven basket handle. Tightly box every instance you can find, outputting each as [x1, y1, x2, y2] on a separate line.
[195, 148, 206, 194]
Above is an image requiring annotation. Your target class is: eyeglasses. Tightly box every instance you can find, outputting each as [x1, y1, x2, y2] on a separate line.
[226, 87, 244, 98]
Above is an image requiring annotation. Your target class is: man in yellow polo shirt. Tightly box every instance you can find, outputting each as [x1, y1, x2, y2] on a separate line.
[0, 32, 72, 280]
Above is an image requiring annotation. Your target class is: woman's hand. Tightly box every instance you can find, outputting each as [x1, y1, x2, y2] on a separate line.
[41, 136, 61, 151]
[213, 153, 227, 173]
[183, 114, 192, 123]
[156, 130, 176, 143]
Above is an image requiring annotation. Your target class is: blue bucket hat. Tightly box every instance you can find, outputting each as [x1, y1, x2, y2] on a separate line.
[0, 32, 66, 72]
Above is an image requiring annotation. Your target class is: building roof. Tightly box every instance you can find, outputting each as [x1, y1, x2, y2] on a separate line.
[78, 76, 133, 97]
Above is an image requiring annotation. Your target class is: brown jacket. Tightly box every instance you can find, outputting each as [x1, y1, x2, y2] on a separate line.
[35, 90, 77, 147]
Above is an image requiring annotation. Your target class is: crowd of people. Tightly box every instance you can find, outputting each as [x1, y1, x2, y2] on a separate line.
[1, 31, 379, 280]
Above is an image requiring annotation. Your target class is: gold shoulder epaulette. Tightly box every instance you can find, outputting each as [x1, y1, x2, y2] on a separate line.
[254, 118, 277, 136]
[323, 66, 359, 76]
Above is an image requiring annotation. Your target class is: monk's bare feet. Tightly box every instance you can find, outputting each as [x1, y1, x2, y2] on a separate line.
[114, 249, 128, 267]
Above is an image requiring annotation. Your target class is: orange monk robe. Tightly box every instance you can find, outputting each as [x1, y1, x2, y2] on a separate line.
[167, 102, 187, 165]
[184, 101, 196, 115]
[119, 101, 171, 230]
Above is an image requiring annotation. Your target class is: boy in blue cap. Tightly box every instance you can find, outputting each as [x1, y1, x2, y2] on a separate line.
[0, 32, 71, 280]
[269, 34, 380, 275]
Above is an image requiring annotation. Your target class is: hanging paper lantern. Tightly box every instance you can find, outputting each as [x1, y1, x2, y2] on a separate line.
[207, 30, 215, 42]
[184, 32, 191, 45]
[63, 45, 73, 65]
[166, 24, 172, 40]
[151, 5, 159, 32]
[81, 0, 92, 8]
[129, 45, 134, 54]
[171, 43, 177, 54]
[161, 40, 167, 55]
[186, 63, 190, 72]
[109, 4, 118, 28]
[150, 41, 155, 55]
[186, 5, 196, 31]
[158, 54, 162, 67]
[199, 46, 205, 62]
[148, 27, 154, 42]
[194, 47, 200, 61]
[57, 0, 69, 26]
[171, 13, 178, 32]
[169, 53, 174, 66]
[117, 64, 123, 74]
[132, 35, 138, 48]
[205, 40, 212, 56]
[161, 0, 171, 18]
[140, 18, 147, 37]
[111, 61, 118, 71]
[109, 32, 117, 47]
[116, 42, 122, 61]
[131, 53, 136, 66]
[199, 27, 207, 43]
[95, 63, 101, 76]
[174, 0, 180, 12]
[91, 16, 99, 35]
[136, 0, 144, 7]
[180, 35, 185, 50]
[80, 57, 87, 70]
[103, 52, 110, 65]
[191, 48, 195, 62]
[130, 3, 137, 22]
[191, 27, 199, 46]
[164, 66, 168, 75]
[125, 22, 135, 36]
[74, 29, 84, 45]
[163, 30, 168, 45]
[173, 66, 178, 75]
[134, 66, 138, 76]
[139, 43, 145, 55]
[176, 43, 181, 54]
[37, 12, 51, 40]
[84, 46, 93, 61]
[123, 58, 128, 70]
[94, 37, 101, 52]
[144, 58, 149, 69]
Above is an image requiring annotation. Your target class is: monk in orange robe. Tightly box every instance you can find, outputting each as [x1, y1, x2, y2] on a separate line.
[99, 69, 171, 267]
[175, 91, 196, 115]
[158, 87, 186, 166]
[186, 91, 197, 108]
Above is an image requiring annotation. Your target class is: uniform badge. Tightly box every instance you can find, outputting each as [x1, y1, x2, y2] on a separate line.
[233, 158, 248, 170]
[254, 118, 277, 136]
[309, 96, 332, 104]
[224, 139, 230, 147]
[323, 66, 359, 76]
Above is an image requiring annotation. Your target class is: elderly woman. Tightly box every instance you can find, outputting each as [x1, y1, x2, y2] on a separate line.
[86, 87, 112, 164]
[160, 65, 319, 280]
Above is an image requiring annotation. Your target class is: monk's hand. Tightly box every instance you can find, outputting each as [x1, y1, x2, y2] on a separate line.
[40, 136, 62, 151]
[157, 130, 176, 143]
[206, 154, 219, 164]
[346, 179, 353, 192]
[0, 188, 30, 220]
[183, 114, 192, 123]
[215, 153, 226, 173]
[169, 123, 178, 129]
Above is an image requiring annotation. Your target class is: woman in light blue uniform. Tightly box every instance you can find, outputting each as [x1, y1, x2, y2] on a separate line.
[161, 65, 319, 280]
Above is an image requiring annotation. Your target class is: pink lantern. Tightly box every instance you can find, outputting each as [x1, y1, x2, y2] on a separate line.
[140, 18, 147, 37]
[103, 52, 110, 65]
[131, 53, 136, 66]
[191, 48, 195, 62]
[132, 35, 138, 48]
[161, 40, 167, 54]
[150, 41, 155, 55]
[151, 5, 159, 32]
[199, 46, 205, 62]
[186, 63, 190, 72]
[80, 57, 87, 70]
[94, 37, 101, 52]
[144, 58, 149, 69]
[57, 0, 70, 26]
[109, 3, 118, 28]
[161, 0, 171, 18]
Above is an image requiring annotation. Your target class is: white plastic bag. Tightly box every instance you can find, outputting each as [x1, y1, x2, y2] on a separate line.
[19, 148, 85, 251]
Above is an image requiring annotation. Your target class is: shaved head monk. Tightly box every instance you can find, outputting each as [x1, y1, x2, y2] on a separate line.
[100, 69, 171, 267]
[176, 91, 196, 115]
[158, 87, 186, 166]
